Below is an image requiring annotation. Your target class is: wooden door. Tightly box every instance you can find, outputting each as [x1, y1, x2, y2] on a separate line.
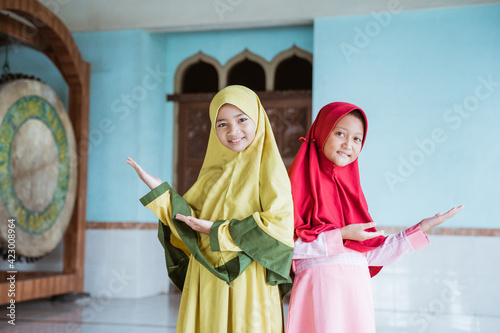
[176, 99, 211, 195]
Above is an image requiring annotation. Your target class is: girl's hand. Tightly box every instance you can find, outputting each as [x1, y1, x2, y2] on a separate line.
[418, 205, 464, 234]
[340, 222, 385, 241]
[126, 157, 162, 190]
[126, 156, 144, 174]
[175, 214, 214, 235]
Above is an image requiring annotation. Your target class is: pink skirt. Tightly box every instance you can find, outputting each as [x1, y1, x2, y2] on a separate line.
[286, 253, 375, 333]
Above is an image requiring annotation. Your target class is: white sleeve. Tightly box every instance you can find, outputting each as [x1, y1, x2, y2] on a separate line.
[293, 229, 346, 259]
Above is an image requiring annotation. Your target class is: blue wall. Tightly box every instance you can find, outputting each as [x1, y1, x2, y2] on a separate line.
[79, 26, 312, 222]
[1, 26, 312, 223]
[313, 5, 500, 228]
[164, 25, 313, 73]
[72, 30, 168, 222]
[1, 31, 169, 223]
[3, 4, 498, 229]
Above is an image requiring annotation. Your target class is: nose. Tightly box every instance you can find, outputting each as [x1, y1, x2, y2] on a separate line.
[228, 125, 240, 135]
[342, 138, 352, 149]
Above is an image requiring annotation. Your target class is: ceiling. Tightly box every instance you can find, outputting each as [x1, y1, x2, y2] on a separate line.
[37, 0, 500, 33]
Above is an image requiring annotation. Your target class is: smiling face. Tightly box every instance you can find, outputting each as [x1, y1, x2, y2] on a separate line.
[215, 103, 257, 152]
[323, 112, 365, 167]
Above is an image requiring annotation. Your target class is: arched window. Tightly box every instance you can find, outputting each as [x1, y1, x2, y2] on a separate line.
[274, 55, 312, 90]
[227, 59, 265, 91]
[182, 61, 218, 93]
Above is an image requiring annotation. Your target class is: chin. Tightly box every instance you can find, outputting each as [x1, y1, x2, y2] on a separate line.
[226, 145, 243, 152]
[334, 160, 352, 167]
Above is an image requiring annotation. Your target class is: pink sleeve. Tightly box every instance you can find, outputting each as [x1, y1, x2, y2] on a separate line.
[366, 224, 430, 266]
[293, 229, 346, 259]
[405, 224, 430, 251]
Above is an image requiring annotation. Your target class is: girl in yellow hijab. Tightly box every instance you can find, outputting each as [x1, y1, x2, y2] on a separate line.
[126, 85, 294, 333]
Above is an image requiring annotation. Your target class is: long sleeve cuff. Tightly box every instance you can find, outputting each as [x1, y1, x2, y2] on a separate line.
[293, 229, 345, 259]
[139, 182, 171, 206]
[325, 229, 345, 255]
[405, 224, 430, 251]
[210, 220, 242, 252]
[210, 220, 224, 251]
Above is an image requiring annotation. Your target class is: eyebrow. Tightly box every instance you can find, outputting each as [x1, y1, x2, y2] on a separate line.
[336, 126, 364, 136]
[216, 113, 246, 123]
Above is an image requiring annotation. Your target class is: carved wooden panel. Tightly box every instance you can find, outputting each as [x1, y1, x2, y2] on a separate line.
[177, 101, 210, 194]
[176, 93, 311, 194]
[262, 98, 311, 168]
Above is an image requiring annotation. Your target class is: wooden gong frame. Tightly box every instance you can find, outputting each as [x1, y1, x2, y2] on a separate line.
[0, 0, 89, 303]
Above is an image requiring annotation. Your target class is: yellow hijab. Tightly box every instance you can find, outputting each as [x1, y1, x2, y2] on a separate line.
[184, 85, 293, 247]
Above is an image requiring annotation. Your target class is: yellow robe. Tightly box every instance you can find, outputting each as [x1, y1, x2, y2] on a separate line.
[141, 85, 294, 333]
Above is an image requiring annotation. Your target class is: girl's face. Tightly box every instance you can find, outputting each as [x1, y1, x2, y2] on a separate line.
[215, 103, 256, 152]
[323, 113, 364, 167]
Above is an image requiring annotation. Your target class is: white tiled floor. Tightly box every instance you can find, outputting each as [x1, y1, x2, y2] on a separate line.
[0, 294, 179, 333]
[1, 292, 499, 333]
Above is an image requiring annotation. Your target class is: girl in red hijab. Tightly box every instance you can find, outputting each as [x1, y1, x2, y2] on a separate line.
[285, 102, 462, 333]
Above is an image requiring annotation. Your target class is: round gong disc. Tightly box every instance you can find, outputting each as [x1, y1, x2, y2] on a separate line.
[0, 79, 77, 258]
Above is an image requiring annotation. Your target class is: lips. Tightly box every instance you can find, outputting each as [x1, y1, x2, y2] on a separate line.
[229, 138, 243, 144]
[337, 151, 350, 158]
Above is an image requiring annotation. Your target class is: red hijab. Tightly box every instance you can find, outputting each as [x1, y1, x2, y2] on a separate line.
[288, 102, 387, 277]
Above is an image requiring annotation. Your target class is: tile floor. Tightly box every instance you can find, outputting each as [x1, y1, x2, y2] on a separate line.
[1, 292, 499, 333]
[0, 293, 179, 333]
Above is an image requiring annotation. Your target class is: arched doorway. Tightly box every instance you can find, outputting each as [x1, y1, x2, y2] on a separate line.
[168, 47, 312, 194]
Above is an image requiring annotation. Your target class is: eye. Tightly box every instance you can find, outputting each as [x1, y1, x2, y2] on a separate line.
[238, 118, 247, 123]
[336, 131, 345, 137]
[354, 137, 362, 143]
[217, 123, 227, 128]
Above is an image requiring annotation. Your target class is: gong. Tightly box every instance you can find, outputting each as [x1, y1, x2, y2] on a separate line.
[0, 78, 78, 258]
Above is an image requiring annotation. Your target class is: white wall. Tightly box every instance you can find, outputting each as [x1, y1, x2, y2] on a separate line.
[84, 229, 169, 299]
[373, 235, 500, 332]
